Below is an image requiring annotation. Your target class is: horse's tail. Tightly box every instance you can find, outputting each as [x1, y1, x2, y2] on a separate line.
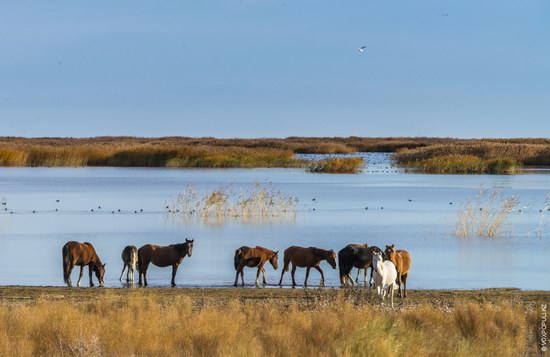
[234, 248, 242, 271]
[62, 244, 70, 285]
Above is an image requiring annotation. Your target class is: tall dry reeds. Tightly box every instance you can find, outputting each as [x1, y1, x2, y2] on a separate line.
[455, 189, 520, 238]
[172, 183, 298, 222]
[0, 294, 535, 356]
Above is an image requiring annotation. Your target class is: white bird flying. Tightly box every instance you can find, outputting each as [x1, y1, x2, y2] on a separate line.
[358, 46, 367, 53]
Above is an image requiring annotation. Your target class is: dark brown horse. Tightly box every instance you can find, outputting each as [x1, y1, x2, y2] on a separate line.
[278, 246, 337, 288]
[62, 241, 105, 287]
[385, 244, 412, 297]
[119, 245, 138, 283]
[234, 246, 278, 287]
[138, 239, 194, 287]
[338, 244, 384, 287]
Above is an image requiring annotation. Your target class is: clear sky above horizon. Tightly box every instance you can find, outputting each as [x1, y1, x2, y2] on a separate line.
[0, 1, 549, 138]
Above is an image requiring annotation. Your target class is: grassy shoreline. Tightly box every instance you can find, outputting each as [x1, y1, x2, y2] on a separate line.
[0, 287, 546, 356]
[1, 136, 550, 173]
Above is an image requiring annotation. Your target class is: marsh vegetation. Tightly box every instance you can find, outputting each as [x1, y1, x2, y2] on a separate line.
[0, 287, 543, 356]
[2, 136, 550, 174]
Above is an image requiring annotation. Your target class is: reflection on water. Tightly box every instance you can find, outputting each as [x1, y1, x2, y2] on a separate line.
[0, 153, 548, 289]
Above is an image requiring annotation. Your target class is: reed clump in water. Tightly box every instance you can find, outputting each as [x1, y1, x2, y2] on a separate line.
[455, 189, 520, 238]
[0, 294, 533, 356]
[308, 157, 364, 174]
[173, 183, 298, 221]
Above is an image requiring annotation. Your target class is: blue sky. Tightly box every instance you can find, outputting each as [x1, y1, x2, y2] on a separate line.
[0, 1, 548, 138]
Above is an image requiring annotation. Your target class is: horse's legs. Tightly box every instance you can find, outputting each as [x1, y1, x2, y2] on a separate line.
[140, 262, 150, 287]
[255, 266, 262, 287]
[364, 268, 368, 286]
[355, 269, 361, 284]
[119, 264, 126, 282]
[291, 264, 297, 288]
[313, 265, 325, 287]
[66, 263, 74, 287]
[278, 265, 286, 286]
[304, 267, 310, 288]
[76, 266, 84, 287]
[171, 264, 179, 287]
[234, 263, 243, 287]
[261, 267, 267, 285]
[346, 272, 355, 288]
[88, 265, 95, 287]
[369, 267, 375, 288]
[128, 265, 133, 283]
[396, 273, 403, 298]
[402, 273, 408, 298]
[390, 284, 395, 308]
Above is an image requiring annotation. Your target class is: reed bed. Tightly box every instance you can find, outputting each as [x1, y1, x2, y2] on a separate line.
[172, 183, 298, 222]
[0, 293, 536, 356]
[455, 189, 520, 238]
[3, 137, 550, 173]
[308, 157, 364, 174]
[395, 141, 550, 173]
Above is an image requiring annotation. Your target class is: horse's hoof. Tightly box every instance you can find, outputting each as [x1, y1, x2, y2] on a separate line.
[171, 284, 176, 287]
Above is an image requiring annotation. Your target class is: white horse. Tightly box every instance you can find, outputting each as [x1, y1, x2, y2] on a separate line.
[372, 251, 398, 308]
[119, 245, 138, 283]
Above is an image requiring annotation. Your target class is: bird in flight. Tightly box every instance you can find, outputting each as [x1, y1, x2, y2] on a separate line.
[358, 46, 367, 53]
[442, 12, 448, 17]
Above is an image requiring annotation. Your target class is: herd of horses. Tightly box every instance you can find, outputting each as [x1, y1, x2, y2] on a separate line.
[62, 240, 411, 307]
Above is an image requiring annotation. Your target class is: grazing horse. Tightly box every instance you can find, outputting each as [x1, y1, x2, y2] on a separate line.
[138, 239, 194, 287]
[278, 246, 337, 288]
[338, 244, 384, 287]
[372, 251, 398, 308]
[119, 245, 138, 283]
[385, 244, 412, 298]
[62, 241, 105, 287]
[234, 246, 279, 287]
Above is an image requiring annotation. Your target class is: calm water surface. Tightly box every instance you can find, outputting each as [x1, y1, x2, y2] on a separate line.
[0, 154, 548, 289]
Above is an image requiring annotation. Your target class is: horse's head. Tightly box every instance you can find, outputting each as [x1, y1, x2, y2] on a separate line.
[185, 239, 194, 257]
[385, 244, 396, 262]
[372, 251, 384, 273]
[269, 250, 279, 270]
[94, 263, 106, 287]
[327, 250, 337, 269]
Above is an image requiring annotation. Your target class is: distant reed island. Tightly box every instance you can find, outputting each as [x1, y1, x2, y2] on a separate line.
[1, 136, 550, 174]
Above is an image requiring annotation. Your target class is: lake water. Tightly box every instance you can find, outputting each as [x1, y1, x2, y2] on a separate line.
[0, 153, 548, 289]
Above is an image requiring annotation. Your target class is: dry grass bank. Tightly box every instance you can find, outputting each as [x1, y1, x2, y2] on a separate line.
[0, 287, 546, 356]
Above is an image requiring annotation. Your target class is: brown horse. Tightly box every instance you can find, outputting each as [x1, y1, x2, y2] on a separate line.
[278, 246, 337, 288]
[385, 244, 412, 297]
[62, 241, 105, 287]
[119, 245, 138, 283]
[138, 239, 194, 287]
[234, 246, 278, 287]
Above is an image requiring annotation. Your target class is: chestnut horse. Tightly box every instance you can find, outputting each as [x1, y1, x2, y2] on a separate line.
[62, 241, 105, 287]
[138, 239, 194, 287]
[234, 246, 279, 287]
[385, 244, 412, 297]
[278, 246, 337, 288]
[119, 245, 138, 283]
[338, 244, 384, 287]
